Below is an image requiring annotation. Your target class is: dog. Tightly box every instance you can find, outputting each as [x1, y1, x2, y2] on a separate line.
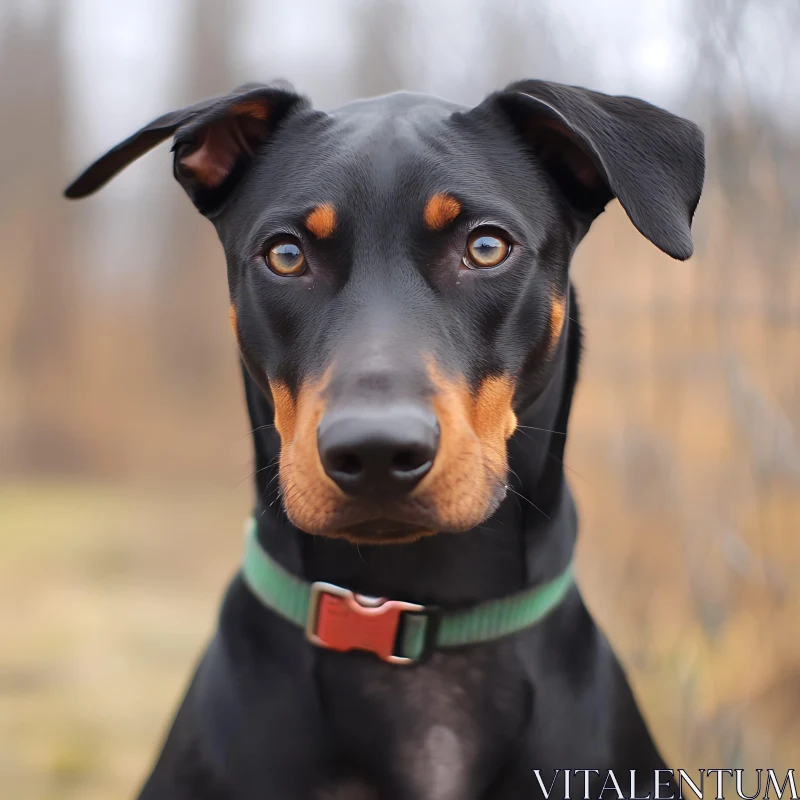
[66, 79, 704, 799]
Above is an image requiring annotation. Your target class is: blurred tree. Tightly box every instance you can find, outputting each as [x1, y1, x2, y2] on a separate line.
[350, 0, 409, 97]
[156, 0, 243, 390]
[684, 0, 800, 435]
[481, 0, 566, 92]
[3, 0, 81, 472]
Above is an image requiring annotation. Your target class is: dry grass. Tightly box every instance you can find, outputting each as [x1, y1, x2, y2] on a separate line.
[0, 483, 247, 799]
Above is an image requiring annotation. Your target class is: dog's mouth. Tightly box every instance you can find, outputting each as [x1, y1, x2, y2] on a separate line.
[319, 482, 508, 544]
[328, 518, 435, 545]
[279, 461, 510, 544]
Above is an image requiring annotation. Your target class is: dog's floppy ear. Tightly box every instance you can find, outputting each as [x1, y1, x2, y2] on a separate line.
[65, 82, 307, 215]
[482, 80, 704, 260]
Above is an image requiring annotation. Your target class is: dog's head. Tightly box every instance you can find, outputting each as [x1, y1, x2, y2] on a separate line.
[67, 80, 704, 543]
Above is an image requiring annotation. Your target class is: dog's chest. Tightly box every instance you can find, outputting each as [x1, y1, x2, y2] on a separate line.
[385, 669, 479, 800]
[315, 645, 527, 800]
[316, 720, 468, 800]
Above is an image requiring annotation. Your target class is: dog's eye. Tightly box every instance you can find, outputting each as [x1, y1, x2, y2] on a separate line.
[463, 230, 511, 269]
[266, 240, 306, 276]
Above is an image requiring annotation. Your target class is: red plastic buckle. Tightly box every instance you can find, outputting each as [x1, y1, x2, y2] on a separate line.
[306, 582, 424, 665]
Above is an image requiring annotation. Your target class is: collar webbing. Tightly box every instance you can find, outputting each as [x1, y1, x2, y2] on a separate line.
[241, 518, 574, 663]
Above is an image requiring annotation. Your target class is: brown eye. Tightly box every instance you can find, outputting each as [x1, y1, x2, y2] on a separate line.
[463, 230, 511, 269]
[266, 240, 305, 276]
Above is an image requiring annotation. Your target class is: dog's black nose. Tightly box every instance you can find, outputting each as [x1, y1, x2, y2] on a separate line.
[318, 405, 439, 498]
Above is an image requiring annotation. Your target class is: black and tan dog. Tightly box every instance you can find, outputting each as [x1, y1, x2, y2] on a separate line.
[66, 79, 704, 799]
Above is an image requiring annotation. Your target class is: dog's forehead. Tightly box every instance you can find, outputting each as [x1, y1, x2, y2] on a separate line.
[224, 88, 554, 250]
[324, 93, 470, 206]
[240, 90, 533, 230]
[329, 91, 464, 135]
[322, 92, 469, 186]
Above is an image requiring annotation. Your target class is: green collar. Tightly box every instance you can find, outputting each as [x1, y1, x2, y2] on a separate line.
[241, 518, 574, 665]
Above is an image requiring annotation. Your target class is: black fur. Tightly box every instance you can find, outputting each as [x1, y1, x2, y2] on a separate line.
[65, 79, 704, 799]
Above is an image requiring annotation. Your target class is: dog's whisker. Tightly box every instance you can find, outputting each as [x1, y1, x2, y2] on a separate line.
[235, 456, 283, 490]
[545, 451, 596, 490]
[505, 484, 550, 520]
[234, 466, 269, 490]
[515, 425, 567, 435]
[237, 423, 277, 441]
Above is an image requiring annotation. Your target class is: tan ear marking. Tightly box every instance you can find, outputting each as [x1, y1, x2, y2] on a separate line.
[179, 131, 234, 188]
[423, 193, 462, 230]
[230, 100, 270, 121]
[305, 204, 337, 239]
[178, 101, 272, 189]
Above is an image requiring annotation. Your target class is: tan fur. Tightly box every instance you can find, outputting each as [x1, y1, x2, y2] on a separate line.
[270, 380, 298, 446]
[178, 101, 270, 188]
[305, 204, 337, 239]
[473, 375, 519, 449]
[416, 363, 516, 530]
[228, 305, 240, 345]
[270, 371, 349, 535]
[179, 135, 232, 188]
[549, 293, 566, 351]
[230, 99, 270, 121]
[423, 194, 461, 230]
[271, 362, 516, 540]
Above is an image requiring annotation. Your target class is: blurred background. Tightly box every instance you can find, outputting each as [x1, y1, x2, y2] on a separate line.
[1, 0, 799, 796]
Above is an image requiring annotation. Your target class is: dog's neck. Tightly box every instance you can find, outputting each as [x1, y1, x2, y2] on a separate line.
[244, 288, 581, 607]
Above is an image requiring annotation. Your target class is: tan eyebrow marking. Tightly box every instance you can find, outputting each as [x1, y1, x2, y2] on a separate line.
[549, 293, 567, 351]
[423, 193, 462, 230]
[305, 204, 337, 239]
